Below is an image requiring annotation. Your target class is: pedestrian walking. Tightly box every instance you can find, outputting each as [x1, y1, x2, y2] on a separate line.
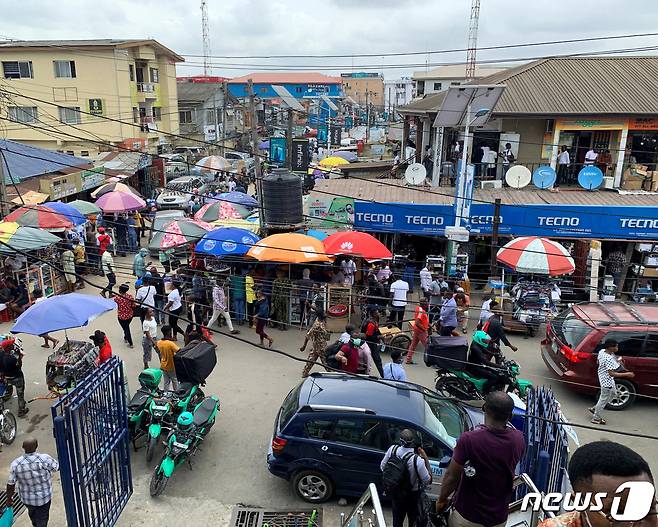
[113, 284, 135, 348]
[439, 289, 458, 336]
[455, 290, 469, 334]
[383, 350, 407, 381]
[300, 311, 330, 377]
[589, 339, 635, 425]
[208, 280, 239, 334]
[141, 307, 158, 370]
[380, 429, 432, 527]
[100, 245, 116, 297]
[552, 145, 570, 192]
[6, 437, 59, 527]
[31, 289, 59, 349]
[164, 282, 184, 342]
[135, 277, 156, 322]
[133, 248, 148, 279]
[254, 290, 274, 347]
[363, 307, 384, 377]
[406, 299, 429, 365]
[245, 269, 256, 328]
[419, 266, 432, 301]
[388, 275, 409, 329]
[229, 272, 247, 326]
[157, 325, 179, 391]
[436, 392, 525, 527]
[0, 338, 28, 417]
[60, 243, 76, 293]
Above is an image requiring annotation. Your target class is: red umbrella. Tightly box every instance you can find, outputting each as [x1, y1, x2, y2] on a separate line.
[5, 205, 73, 231]
[323, 231, 392, 260]
[496, 236, 575, 276]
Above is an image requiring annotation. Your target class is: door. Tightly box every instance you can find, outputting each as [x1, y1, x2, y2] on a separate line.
[635, 333, 658, 397]
[295, 417, 334, 469]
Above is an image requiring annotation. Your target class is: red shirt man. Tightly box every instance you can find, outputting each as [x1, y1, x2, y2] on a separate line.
[337, 341, 360, 374]
[96, 228, 112, 255]
[406, 301, 430, 364]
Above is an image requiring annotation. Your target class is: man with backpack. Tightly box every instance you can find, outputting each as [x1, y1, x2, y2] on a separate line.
[380, 429, 432, 527]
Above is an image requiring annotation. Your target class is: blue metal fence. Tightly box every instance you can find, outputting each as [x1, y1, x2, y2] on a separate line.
[51, 357, 132, 527]
[520, 386, 570, 497]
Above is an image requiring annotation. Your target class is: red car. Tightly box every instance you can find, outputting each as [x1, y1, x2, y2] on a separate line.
[541, 302, 658, 410]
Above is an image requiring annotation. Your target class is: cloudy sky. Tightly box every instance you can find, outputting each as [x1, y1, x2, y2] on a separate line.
[4, 0, 658, 79]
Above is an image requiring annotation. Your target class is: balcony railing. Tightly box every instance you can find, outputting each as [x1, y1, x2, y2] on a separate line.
[139, 116, 157, 132]
[136, 82, 156, 94]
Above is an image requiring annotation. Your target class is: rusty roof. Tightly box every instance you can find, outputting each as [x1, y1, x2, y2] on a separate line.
[228, 72, 342, 85]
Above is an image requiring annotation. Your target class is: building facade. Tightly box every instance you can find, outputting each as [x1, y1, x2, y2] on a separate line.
[384, 77, 413, 118]
[411, 65, 507, 98]
[0, 39, 184, 156]
[341, 72, 384, 110]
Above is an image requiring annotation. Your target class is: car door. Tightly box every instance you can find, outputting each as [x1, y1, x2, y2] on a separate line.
[291, 417, 335, 471]
[322, 416, 389, 495]
[636, 333, 658, 397]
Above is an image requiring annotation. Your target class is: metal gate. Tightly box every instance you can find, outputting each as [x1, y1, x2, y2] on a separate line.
[51, 357, 132, 527]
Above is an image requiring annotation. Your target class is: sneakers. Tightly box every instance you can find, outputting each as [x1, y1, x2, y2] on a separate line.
[17, 408, 29, 418]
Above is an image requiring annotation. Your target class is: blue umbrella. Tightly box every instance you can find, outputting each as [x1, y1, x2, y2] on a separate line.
[44, 201, 86, 225]
[259, 140, 270, 150]
[11, 293, 116, 335]
[295, 229, 328, 241]
[219, 191, 259, 208]
[195, 227, 261, 257]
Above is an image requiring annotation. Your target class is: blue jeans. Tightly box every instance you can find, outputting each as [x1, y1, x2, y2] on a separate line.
[232, 298, 246, 323]
[128, 230, 138, 253]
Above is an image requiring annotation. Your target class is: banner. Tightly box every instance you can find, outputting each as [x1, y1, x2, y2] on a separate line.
[269, 137, 287, 165]
[329, 126, 342, 147]
[317, 125, 328, 145]
[291, 138, 310, 172]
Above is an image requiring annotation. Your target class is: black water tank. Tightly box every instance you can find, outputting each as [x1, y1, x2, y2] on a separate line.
[262, 168, 303, 227]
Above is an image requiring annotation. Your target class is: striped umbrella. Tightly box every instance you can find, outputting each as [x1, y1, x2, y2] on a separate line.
[496, 236, 575, 276]
[149, 218, 214, 250]
[91, 182, 142, 199]
[195, 156, 231, 172]
[194, 201, 250, 222]
[5, 204, 73, 231]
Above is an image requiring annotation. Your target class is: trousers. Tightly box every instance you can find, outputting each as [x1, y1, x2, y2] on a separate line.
[593, 385, 617, 419]
[449, 509, 505, 527]
[406, 327, 428, 362]
[208, 307, 234, 332]
[26, 501, 51, 527]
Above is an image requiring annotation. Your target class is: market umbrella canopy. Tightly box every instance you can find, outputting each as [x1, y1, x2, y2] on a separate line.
[11, 293, 116, 335]
[219, 191, 258, 208]
[68, 199, 102, 216]
[319, 156, 350, 167]
[44, 201, 86, 225]
[149, 218, 214, 250]
[210, 217, 260, 234]
[5, 204, 73, 231]
[195, 227, 260, 257]
[196, 155, 231, 172]
[295, 229, 329, 241]
[0, 221, 61, 254]
[195, 201, 250, 222]
[323, 231, 392, 260]
[11, 190, 48, 206]
[247, 233, 331, 263]
[96, 190, 146, 212]
[333, 150, 358, 162]
[496, 236, 575, 276]
[91, 182, 142, 199]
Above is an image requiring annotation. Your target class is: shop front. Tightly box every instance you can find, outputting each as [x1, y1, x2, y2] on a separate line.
[627, 118, 658, 170]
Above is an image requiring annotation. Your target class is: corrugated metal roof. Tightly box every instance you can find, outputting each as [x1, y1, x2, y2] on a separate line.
[400, 56, 658, 116]
[228, 72, 342, 85]
[176, 81, 221, 103]
[312, 178, 658, 207]
[0, 140, 90, 184]
[412, 65, 507, 80]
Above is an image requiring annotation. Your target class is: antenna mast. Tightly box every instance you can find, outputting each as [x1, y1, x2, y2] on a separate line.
[465, 0, 480, 81]
[201, 0, 211, 75]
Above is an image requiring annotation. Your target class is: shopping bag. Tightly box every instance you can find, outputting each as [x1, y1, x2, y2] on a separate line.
[0, 506, 14, 527]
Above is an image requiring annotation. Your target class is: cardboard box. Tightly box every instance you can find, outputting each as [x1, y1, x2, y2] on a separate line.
[635, 168, 648, 176]
[643, 179, 653, 191]
[651, 171, 658, 182]
[622, 176, 645, 190]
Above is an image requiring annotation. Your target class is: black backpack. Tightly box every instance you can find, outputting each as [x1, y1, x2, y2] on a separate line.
[324, 341, 343, 370]
[382, 446, 416, 497]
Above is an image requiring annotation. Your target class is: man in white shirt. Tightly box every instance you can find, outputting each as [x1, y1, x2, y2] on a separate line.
[584, 148, 598, 166]
[553, 145, 570, 192]
[135, 278, 157, 321]
[590, 339, 634, 425]
[479, 296, 494, 328]
[419, 267, 432, 300]
[340, 257, 357, 286]
[388, 276, 409, 329]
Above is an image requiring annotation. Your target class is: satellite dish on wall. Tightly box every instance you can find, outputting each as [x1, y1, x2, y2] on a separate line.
[532, 165, 557, 189]
[405, 163, 427, 185]
[505, 165, 532, 189]
[578, 166, 604, 190]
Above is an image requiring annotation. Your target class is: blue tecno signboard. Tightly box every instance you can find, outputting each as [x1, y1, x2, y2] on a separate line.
[353, 201, 658, 240]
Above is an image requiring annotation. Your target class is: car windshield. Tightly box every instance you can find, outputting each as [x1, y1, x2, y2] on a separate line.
[552, 308, 591, 349]
[422, 392, 465, 448]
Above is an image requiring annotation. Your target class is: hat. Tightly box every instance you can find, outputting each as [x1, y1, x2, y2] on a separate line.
[97, 227, 105, 233]
[0, 338, 16, 350]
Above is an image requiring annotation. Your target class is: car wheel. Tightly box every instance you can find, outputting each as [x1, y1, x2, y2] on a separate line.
[292, 470, 333, 503]
[605, 380, 636, 411]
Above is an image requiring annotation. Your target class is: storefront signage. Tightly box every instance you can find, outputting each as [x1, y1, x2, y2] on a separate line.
[291, 138, 310, 172]
[354, 201, 658, 240]
[629, 118, 658, 131]
[40, 174, 79, 199]
[269, 137, 287, 165]
[79, 167, 105, 191]
[556, 118, 628, 131]
[88, 98, 104, 116]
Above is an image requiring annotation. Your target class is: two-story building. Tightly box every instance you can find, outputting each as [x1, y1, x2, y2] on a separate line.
[0, 39, 184, 156]
[411, 64, 507, 98]
[384, 76, 413, 118]
[341, 72, 384, 109]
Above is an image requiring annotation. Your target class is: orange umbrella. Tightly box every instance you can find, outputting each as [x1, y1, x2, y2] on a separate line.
[246, 233, 331, 263]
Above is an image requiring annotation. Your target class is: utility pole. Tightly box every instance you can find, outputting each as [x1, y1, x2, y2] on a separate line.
[490, 198, 501, 275]
[213, 90, 219, 153]
[248, 79, 264, 227]
[0, 152, 8, 217]
[287, 108, 293, 170]
[365, 90, 370, 142]
[221, 81, 228, 156]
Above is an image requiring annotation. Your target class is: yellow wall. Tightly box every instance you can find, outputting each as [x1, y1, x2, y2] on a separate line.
[0, 43, 180, 156]
[342, 77, 384, 108]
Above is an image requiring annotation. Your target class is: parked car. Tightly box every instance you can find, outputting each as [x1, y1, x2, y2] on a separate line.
[267, 372, 485, 503]
[156, 176, 207, 210]
[541, 301, 658, 410]
[224, 151, 254, 174]
[174, 146, 206, 159]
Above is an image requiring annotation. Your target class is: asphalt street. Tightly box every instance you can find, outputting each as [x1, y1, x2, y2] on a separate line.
[1, 260, 656, 526]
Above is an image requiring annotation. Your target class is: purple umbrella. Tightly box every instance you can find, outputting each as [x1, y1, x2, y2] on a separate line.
[259, 140, 270, 150]
[333, 150, 358, 162]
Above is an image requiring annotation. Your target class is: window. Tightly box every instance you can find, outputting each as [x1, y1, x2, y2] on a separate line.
[179, 110, 193, 124]
[643, 334, 658, 358]
[603, 332, 648, 358]
[295, 87, 302, 94]
[58, 106, 82, 124]
[66, 150, 75, 155]
[80, 150, 90, 157]
[152, 107, 162, 121]
[278, 385, 302, 429]
[2, 61, 33, 79]
[149, 67, 159, 83]
[305, 419, 334, 440]
[52, 87, 78, 102]
[53, 60, 76, 78]
[433, 82, 442, 91]
[129, 64, 135, 81]
[132, 107, 139, 124]
[331, 418, 389, 451]
[8, 106, 38, 124]
[450, 81, 461, 86]
[206, 109, 216, 125]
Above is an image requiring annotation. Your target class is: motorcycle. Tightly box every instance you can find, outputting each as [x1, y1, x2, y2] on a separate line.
[145, 382, 205, 463]
[434, 358, 533, 401]
[0, 381, 17, 446]
[128, 369, 163, 447]
[150, 395, 220, 497]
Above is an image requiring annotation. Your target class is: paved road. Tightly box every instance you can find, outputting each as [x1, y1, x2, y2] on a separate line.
[1, 268, 656, 526]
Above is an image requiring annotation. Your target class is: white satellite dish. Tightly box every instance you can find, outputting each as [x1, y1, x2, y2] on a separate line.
[405, 163, 427, 185]
[505, 165, 532, 189]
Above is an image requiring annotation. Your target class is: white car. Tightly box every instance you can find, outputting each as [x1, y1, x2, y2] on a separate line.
[225, 151, 255, 173]
[156, 176, 207, 210]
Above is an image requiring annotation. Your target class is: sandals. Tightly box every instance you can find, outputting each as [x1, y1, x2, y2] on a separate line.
[591, 417, 606, 425]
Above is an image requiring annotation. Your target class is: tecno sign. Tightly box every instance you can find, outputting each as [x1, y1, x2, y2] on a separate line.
[521, 481, 655, 521]
[404, 215, 444, 226]
[355, 213, 393, 224]
[537, 216, 580, 227]
[471, 215, 503, 225]
[620, 218, 658, 229]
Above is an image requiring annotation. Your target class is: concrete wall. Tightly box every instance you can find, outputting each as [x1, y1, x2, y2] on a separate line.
[500, 118, 547, 163]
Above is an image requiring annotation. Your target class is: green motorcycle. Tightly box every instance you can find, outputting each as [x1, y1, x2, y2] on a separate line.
[128, 369, 162, 447]
[150, 395, 220, 497]
[145, 382, 205, 463]
[434, 359, 533, 401]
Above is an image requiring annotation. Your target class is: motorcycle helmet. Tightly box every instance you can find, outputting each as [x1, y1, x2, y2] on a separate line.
[177, 411, 194, 430]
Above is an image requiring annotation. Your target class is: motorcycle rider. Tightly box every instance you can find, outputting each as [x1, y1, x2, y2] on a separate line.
[467, 331, 510, 394]
[482, 302, 518, 363]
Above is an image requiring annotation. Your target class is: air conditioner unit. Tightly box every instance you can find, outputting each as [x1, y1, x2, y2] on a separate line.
[603, 176, 614, 189]
[481, 180, 502, 190]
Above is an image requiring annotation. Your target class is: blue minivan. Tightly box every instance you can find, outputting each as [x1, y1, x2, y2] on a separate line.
[267, 372, 484, 503]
